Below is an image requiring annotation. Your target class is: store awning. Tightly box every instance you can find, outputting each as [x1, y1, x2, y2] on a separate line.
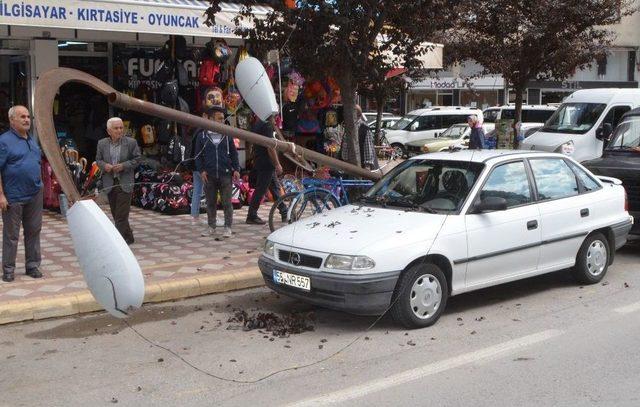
[0, 0, 269, 38]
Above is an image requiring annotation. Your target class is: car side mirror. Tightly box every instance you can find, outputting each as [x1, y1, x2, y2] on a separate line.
[596, 123, 613, 140]
[473, 196, 507, 213]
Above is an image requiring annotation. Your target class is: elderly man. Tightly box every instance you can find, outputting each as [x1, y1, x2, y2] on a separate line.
[0, 105, 43, 282]
[96, 117, 141, 245]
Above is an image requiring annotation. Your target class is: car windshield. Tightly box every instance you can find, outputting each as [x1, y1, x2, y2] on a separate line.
[541, 103, 607, 134]
[440, 125, 468, 139]
[362, 159, 484, 213]
[606, 117, 640, 151]
[390, 115, 417, 130]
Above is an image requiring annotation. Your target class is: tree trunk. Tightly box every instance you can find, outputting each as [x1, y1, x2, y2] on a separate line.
[512, 85, 525, 149]
[374, 93, 384, 145]
[338, 71, 361, 167]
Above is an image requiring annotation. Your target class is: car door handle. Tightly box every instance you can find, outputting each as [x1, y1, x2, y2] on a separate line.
[580, 208, 589, 217]
[527, 220, 538, 230]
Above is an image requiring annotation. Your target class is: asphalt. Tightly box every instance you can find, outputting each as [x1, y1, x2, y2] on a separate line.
[0, 204, 272, 325]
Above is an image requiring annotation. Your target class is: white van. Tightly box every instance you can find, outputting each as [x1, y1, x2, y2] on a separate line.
[482, 105, 557, 133]
[384, 107, 482, 157]
[521, 89, 640, 162]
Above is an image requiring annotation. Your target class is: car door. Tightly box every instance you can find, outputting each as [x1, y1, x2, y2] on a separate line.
[409, 115, 440, 143]
[464, 160, 541, 289]
[529, 157, 597, 271]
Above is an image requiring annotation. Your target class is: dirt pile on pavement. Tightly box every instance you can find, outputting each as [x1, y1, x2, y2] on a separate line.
[227, 310, 315, 337]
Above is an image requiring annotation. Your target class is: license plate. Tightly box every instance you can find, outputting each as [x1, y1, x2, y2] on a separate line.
[273, 270, 311, 291]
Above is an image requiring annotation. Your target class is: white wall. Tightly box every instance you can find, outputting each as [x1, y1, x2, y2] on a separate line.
[571, 49, 631, 82]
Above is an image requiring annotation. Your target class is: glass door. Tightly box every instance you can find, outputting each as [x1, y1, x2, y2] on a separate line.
[0, 55, 31, 133]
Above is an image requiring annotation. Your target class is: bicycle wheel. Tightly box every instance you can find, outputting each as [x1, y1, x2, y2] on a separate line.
[290, 189, 341, 226]
[268, 192, 301, 232]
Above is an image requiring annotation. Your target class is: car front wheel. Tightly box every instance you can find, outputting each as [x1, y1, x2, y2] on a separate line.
[391, 263, 448, 328]
[391, 143, 406, 158]
[571, 232, 610, 284]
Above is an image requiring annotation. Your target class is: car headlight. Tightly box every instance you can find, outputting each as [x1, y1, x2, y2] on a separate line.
[264, 240, 275, 257]
[556, 140, 575, 155]
[421, 145, 430, 153]
[325, 254, 375, 270]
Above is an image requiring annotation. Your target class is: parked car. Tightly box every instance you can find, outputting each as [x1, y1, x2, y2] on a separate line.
[368, 116, 402, 142]
[483, 104, 557, 133]
[521, 89, 640, 162]
[363, 111, 394, 123]
[583, 107, 640, 235]
[405, 123, 470, 155]
[260, 151, 633, 328]
[385, 107, 482, 157]
[406, 123, 543, 156]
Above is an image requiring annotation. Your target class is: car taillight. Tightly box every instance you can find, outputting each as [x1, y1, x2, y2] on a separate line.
[624, 188, 629, 211]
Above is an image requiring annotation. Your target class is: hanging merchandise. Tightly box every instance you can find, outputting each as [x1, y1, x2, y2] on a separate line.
[203, 86, 225, 111]
[177, 96, 190, 113]
[154, 59, 175, 83]
[159, 80, 179, 106]
[167, 134, 185, 164]
[198, 59, 220, 87]
[140, 124, 156, 147]
[212, 39, 232, 64]
[327, 77, 342, 104]
[225, 75, 242, 115]
[157, 120, 173, 145]
[177, 63, 189, 87]
[284, 80, 299, 103]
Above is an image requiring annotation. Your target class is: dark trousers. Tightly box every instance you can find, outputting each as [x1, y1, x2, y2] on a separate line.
[203, 174, 233, 228]
[248, 170, 285, 219]
[108, 181, 134, 243]
[2, 188, 43, 275]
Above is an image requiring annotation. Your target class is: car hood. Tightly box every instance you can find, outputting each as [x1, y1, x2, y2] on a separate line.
[583, 154, 640, 172]
[268, 204, 445, 254]
[520, 131, 574, 151]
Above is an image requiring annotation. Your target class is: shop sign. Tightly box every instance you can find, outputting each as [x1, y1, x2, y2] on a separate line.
[429, 79, 461, 89]
[0, 0, 249, 38]
[127, 58, 199, 89]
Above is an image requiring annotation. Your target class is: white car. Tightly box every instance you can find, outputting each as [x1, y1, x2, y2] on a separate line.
[384, 107, 482, 157]
[260, 151, 633, 328]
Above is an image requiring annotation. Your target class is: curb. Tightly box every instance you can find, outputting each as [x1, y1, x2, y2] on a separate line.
[0, 268, 264, 325]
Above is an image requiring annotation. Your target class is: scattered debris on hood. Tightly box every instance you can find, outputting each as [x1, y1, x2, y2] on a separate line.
[227, 310, 315, 337]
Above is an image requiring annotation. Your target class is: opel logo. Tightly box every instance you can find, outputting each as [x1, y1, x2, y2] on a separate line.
[289, 252, 301, 266]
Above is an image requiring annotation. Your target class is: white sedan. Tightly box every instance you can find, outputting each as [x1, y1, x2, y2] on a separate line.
[260, 151, 633, 328]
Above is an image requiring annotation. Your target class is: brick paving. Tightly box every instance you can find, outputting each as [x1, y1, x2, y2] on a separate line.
[0, 204, 272, 303]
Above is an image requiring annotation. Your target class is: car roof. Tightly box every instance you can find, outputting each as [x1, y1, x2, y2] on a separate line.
[410, 149, 565, 163]
[483, 105, 557, 111]
[565, 88, 640, 103]
[408, 107, 481, 115]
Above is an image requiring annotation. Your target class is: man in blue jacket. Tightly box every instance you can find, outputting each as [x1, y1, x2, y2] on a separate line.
[0, 106, 43, 282]
[195, 108, 240, 238]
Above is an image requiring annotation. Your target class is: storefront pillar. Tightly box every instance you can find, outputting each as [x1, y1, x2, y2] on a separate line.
[30, 39, 58, 111]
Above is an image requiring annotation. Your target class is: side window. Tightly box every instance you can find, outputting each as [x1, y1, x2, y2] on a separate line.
[479, 161, 532, 208]
[530, 158, 579, 200]
[483, 109, 499, 123]
[522, 110, 555, 123]
[412, 115, 439, 131]
[567, 161, 601, 192]
[602, 106, 631, 128]
[441, 115, 468, 128]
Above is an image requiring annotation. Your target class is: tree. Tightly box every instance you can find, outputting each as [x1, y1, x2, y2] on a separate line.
[443, 0, 637, 147]
[205, 0, 455, 166]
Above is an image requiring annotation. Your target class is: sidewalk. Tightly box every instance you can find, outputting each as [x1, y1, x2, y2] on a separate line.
[0, 204, 273, 324]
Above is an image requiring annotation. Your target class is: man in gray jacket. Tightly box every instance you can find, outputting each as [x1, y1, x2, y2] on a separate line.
[96, 117, 141, 244]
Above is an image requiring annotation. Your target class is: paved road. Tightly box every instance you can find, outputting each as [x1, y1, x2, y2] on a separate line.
[1, 240, 639, 406]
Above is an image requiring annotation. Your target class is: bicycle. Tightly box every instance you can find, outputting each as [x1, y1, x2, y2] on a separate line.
[268, 174, 374, 232]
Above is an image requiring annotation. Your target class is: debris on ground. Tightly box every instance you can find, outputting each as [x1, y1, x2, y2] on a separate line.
[226, 309, 315, 337]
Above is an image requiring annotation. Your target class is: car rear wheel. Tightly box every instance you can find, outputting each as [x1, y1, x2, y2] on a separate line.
[571, 232, 610, 284]
[391, 263, 448, 328]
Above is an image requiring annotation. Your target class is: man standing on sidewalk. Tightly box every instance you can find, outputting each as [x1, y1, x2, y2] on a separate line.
[195, 108, 240, 238]
[246, 117, 284, 225]
[96, 117, 141, 245]
[0, 105, 43, 282]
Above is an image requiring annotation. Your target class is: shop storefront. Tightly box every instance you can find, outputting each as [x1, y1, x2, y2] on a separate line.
[1, 0, 273, 214]
[407, 76, 504, 111]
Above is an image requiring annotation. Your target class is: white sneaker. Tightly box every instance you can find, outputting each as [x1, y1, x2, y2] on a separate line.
[191, 217, 201, 226]
[201, 226, 215, 237]
[222, 227, 232, 238]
